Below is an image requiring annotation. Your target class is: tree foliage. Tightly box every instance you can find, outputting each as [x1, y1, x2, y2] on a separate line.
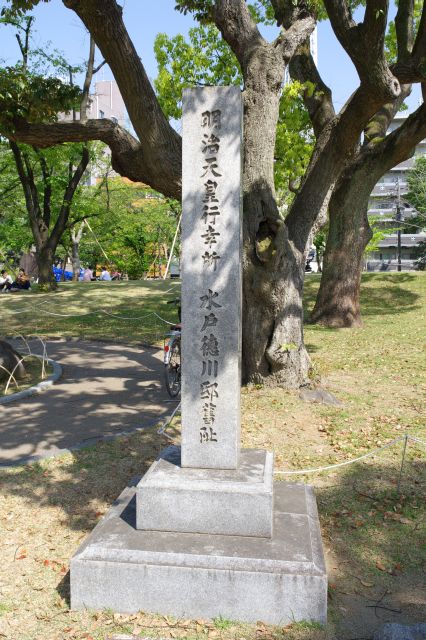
[0, 141, 32, 254]
[77, 177, 180, 279]
[154, 24, 241, 120]
[0, 14, 81, 133]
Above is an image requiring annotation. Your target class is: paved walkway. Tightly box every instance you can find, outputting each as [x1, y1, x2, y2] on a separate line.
[0, 339, 178, 466]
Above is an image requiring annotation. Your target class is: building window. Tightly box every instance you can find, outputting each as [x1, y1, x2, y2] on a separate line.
[99, 109, 105, 119]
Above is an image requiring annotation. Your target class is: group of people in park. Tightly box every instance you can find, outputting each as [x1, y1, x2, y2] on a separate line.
[81, 266, 122, 282]
[0, 264, 124, 291]
[0, 268, 31, 292]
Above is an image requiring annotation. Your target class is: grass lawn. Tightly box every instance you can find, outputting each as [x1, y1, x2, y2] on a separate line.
[0, 273, 425, 640]
[0, 279, 182, 344]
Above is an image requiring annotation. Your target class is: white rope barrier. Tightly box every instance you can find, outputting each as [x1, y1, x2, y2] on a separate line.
[100, 309, 156, 321]
[157, 402, 181, 437]
[274, 434, 425, 476]
[2, 304, 178, 325]
[153, 312, 179, 325]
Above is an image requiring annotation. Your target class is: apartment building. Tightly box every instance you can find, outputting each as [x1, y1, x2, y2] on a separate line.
[86, 80, 126, 127]
[366, 114, 426, 271]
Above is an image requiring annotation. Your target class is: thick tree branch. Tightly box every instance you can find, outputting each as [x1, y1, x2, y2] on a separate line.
[62, 0, 181, 196]
[270, 0, 315, 28]
[80, 35, 96, 122]
[412, 0, 426, 60]
[323, 0, 400, 100]
[8, 118, 180, 200]
[284, 80, 395, 245]
[275, 17, 316, 64]
[395, 0, 414, 62]
[373, 100, 426, 168]
[33, 147, 53, 228]
[22, 150, 41, 221]
[93, 60, 106, 75]
[213, 0, 265, 74]
[289, 40, 335, 137]
[363, 85, 411, 145]
[391, 0, 426, 83]
[363, 0, 389, 50]
[322, 0, 356, 48]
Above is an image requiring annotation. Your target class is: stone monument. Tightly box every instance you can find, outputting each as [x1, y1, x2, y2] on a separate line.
[70, 87, 327, 625]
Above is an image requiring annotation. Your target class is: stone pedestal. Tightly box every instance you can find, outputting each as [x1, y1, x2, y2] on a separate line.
[136, 447, 273, 537]
[71, 480, 327, 625]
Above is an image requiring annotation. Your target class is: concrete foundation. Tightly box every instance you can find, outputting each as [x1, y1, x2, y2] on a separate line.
[136, 448, 274, 537]
[71, 481, 327, 625]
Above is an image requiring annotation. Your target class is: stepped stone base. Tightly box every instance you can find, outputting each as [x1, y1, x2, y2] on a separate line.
[136, 447, 273, 537]
[70, 480, 327, 625]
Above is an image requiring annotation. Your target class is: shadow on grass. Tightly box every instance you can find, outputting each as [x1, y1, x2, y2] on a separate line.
[0, 279, 182, 345]
[311, 452, 425, 639]
[305, 343, 322, 353]
[303, 273, 422, 323]
[362, 273, 418, 284]
[0, 421, 181, 606]
[359, 285, 421, 316]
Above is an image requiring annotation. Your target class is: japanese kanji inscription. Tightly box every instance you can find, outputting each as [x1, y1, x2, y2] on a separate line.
[181, 86, 243, 470]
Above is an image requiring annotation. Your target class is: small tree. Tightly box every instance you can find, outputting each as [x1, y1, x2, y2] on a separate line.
[77, 175, 180, 279]
[0, 15, 102, 288]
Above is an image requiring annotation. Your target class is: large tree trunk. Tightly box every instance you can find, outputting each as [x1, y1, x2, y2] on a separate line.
[0, 340, 26, 381]
[36, 244, 57, 289]
[310, 175, 373, 327]
[71, 223, 85, 281]
[240, 42, 312, 387]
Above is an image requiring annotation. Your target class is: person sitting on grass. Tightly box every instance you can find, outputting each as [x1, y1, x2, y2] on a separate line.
[82, 266, 93, 282]
[100, 266, 112, 281]
[0, 270, 13, 292]
[11, 268, 31, 291]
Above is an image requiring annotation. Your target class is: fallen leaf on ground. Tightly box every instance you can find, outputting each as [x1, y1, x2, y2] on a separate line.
[360, 579, 375, 587]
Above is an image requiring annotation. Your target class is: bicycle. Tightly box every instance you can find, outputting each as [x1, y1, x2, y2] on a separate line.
[163, 298, 181, 398]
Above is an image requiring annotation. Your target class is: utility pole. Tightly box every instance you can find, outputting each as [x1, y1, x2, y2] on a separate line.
[396, 179, 402, 272]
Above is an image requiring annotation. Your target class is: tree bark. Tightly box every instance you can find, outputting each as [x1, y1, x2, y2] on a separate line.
[36, 244, 57, 288]
[310, 170, 373, 327]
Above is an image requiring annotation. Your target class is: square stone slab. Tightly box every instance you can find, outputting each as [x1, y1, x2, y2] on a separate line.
[136, 447, 273, 537]
[71, 481, 327, 625]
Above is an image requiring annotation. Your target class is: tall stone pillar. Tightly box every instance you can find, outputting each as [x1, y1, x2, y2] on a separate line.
[181, 86, 242, 470]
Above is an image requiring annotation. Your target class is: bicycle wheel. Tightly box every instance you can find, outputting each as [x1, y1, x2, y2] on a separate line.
[164, 338, 181, 397]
